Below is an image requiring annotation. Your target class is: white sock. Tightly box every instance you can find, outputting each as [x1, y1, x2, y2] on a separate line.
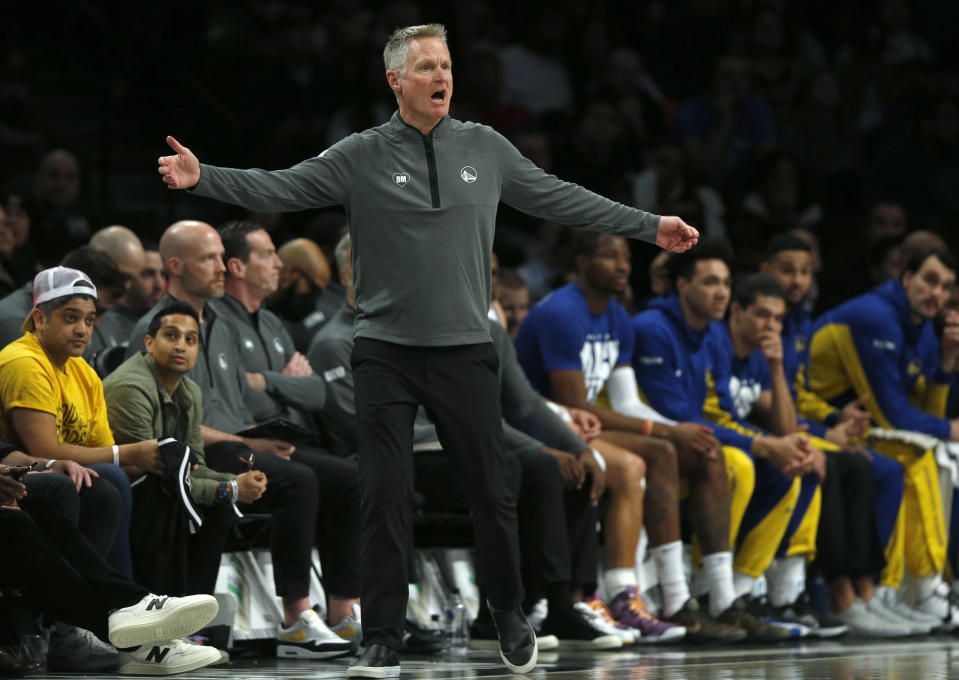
[651, 541, 690, 618]
[733, 570, 757, 602]
[604, 568, 637, 600]
[767, 556, 806, 607]
[703, 552, 735, 616]
[915, 574, 942, 601]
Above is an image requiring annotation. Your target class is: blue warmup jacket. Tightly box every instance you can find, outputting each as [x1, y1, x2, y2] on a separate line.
[809, 279, 955, 439]
[631, 295, 761, 453]
[782, 304, 840, 438]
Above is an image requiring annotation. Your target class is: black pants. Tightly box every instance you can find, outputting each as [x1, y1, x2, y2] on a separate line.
[206, 442, 360, 599]
[23, 472, 120, 559]
[0, 503, 148, 642]
[817, 450, 885, 581]
[129, 477, 236, 597]
[352, 338, 523, 649]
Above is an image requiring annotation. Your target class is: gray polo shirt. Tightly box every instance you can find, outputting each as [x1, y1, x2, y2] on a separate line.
[210, 294, 326, 430]
[0, 282, 33, 349]
[191, 112, 660, 348]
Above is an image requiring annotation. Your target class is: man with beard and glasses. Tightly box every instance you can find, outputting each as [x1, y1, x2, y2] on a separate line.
[810, 247, 959, 626]
[269, 237, 344, 352]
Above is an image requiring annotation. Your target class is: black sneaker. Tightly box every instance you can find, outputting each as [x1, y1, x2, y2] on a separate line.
[539, 604, 622, 650]
[401, 619, 445, 654]
[664, 598, 747, 644]
[716, 597, 792, 642]
[488, 602, 538, 674]
[776, 593, 848, 639]
[347, 643, 399, 679]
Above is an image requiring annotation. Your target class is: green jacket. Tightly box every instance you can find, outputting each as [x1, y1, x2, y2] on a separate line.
[103, 351, 233, 505]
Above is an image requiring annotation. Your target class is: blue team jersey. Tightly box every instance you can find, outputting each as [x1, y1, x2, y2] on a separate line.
[712, 323, 772, 420]
[514, 282, 634, 403]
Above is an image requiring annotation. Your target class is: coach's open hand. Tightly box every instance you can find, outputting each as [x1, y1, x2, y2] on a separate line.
[158, 136, 201, 190]
[656, 215, 699, 253]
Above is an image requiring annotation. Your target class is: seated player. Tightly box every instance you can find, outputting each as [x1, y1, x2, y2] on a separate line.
[810, 246, 959, 624]
[630, 238, 824, 636]
[515, 232, 778, 642]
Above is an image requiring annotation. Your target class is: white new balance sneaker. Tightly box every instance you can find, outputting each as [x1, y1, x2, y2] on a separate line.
[865, 597, 931, 635]
[117, 639, 221, 675]
[276, 609, 353, 659]
[108, 594, 219, 649]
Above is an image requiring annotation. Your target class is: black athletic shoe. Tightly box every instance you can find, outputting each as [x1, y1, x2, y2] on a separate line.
[716, 597, 792, 642]
[488, 602, 538, 674]
[539, 605, 622, 649]
[401, 619, 445, 654]
[346, 644, 400, 679]
[664, 598, 748, 644]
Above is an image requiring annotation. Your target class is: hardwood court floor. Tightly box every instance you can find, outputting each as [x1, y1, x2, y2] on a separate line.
[28, 637, 959, 679]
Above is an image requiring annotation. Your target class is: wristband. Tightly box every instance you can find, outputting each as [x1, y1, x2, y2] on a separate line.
[642, 419, 652, 436]
[216, 481, 231, 502]
[112, 445, 120, 466]
[44, 459, 56, 470]
[590, 447, 607, 472]
[230, 480, 239, 505]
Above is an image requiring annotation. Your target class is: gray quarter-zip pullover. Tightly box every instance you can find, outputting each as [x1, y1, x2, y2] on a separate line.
[191, 112, 661, 347]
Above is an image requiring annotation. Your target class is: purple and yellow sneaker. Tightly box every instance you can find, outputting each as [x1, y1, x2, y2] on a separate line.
[608, 587, 687, 644]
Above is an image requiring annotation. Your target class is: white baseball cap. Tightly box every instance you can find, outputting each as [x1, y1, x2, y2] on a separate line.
[22, 267, 98, 332]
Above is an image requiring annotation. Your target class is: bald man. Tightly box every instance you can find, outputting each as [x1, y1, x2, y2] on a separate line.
[123, 221, 357, 659]
[268, 238, 345, 352]
[87, 226, 157, 360]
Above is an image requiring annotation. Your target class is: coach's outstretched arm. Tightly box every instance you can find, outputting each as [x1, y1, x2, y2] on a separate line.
[158, 136, 200, 189]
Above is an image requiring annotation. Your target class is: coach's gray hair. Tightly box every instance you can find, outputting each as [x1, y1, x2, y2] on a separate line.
[383, 24, 447, 75]
[334, 232, 351, 274]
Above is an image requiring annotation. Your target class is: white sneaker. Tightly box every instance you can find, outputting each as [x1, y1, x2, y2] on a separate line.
[865, 597, 931, 635]
[276, 609, 353, 659]
[48, 624, 119, 672]
[331, 604, 362, 651]
[574, 601, 639, 645]
[914, 582, 959, 629]
[108, 594, 218, 649]
[830, 599, 912, 638]
[876, 587, 943, 628]
[117, 639, 221, 675]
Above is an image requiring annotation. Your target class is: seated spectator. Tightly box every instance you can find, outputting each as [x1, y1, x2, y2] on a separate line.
[0, 267, 163, 578]
[87, 226, 158, 359]
[0, 456, 223, 675]
[142, 245, 167, 308]
[810, 246, 959, 625]
[211, 221, 328, 431]
[0, 245, 128, 351]
[630, 238, 824, 635]
[269, 236, 344, 352]
[24, 148, 92, 266]
[104, 302, 266, 596]
[675, 54, 777, 188]
[488, 251, 507, 330]
[125, 220, 355, 659]
[2, 444, 123, 670]
[515, 232, 765, 643]
[496, 268, 529, 340]
[1, 192, 40, 286]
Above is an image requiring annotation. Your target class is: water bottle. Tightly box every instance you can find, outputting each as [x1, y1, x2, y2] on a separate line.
[445, 588, 470, 653]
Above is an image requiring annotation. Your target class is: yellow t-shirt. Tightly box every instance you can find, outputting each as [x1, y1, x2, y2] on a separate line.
[0, 333, 114, 449]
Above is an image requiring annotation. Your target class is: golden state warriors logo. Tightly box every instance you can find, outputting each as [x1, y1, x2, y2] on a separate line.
[460, 166, 477, 183]
[57, 403, 90, 446]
